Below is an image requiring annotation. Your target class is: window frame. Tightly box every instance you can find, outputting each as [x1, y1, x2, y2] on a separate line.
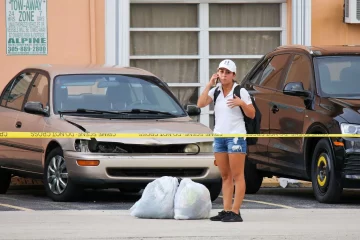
[245, 53, 292, 92]
[279, 53, 315, 94]
[0, 70, 37, 112]
[123, 0, 288, 127]
[23, 72, 51, 114]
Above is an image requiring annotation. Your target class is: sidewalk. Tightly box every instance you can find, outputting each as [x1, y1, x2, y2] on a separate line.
[0, 209, 357, 240]
[10, 176, 312, 188]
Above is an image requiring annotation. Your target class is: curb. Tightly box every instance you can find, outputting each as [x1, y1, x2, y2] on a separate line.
[10, 176, 312, 188]
[10, 177, 43, 186]
[261, 177, 312, 188]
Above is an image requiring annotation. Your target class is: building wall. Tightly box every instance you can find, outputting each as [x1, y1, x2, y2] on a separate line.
[312, 0, 360, 45]
[0, 0, 105, 91]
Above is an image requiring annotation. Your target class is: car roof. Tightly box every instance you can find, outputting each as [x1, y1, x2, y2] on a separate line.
[24, 64, 158, 79]
[274, 45, 360, 56]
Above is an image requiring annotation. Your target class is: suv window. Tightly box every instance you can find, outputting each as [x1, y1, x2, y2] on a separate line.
[249, 54, 290, 90]
[1, 72, 36, 110]
[26, 74, 49, 110]
[249, 58, 270, 84]
[316, 56, 360, 97]
[283, 54, 312, 91]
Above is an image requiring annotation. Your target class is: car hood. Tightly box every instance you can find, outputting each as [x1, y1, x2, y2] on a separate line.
[329, 98, 360, 109]
[327, 97, 360, 124]
[62, 116, 214, 144]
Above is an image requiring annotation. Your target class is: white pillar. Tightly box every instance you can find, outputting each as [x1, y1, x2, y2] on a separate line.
[292, 0, 311, 45]
[105, 0, 130, 66]
[199, 3, 210, 127]
[117, 0, 130, 66]
[105, 0, 116, 65]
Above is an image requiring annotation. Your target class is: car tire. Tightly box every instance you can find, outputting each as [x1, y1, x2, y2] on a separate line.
[205, 181, 222, 202]
[0, 168, 11, 194]
[244, 158, 263, 194]
[311, 138, 343, 203]
[44, 147, 82, 202]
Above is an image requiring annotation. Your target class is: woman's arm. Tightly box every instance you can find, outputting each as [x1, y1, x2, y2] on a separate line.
[239, 100, 255, 119]
[197, 84, 213, 108]
[227, 88, 256, 119]
[197, 73, 218, 108]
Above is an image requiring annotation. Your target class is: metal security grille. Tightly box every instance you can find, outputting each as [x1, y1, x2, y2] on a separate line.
[345, 0, 349, 18]
[357, 0, 360, 20]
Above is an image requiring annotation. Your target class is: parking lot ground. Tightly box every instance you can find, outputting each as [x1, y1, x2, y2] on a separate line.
[1, 184, 360, 211]
[0, 208, 359, 240]
[1, 185, 360, 240]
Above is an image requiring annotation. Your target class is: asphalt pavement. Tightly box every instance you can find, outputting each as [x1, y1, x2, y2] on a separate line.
[1, 185, 360, 211]
[1, 186, 360, 240]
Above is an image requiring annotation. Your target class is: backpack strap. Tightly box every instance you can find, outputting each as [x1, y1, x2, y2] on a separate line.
[233, 85, 241, 99]
[213, 86, 221, 105]
[233, 85, 246, 116]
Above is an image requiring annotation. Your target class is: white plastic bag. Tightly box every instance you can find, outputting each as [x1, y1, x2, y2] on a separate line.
[174, 178, 212, 220]
[130, 176, 179, 219]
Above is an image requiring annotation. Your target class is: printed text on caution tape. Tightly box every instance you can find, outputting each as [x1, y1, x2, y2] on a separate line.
[0, 132, 360, 138]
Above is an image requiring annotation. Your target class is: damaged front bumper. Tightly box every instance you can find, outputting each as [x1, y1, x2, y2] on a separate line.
[64, 151, 220, 188]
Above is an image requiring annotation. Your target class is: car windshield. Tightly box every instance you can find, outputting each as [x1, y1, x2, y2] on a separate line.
[315, 56, 360, 98]
[53, 74, 186, 118]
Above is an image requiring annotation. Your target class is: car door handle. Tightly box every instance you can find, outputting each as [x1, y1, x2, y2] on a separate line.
[272, 105, 279, 114]
[15, 121, 22, 128]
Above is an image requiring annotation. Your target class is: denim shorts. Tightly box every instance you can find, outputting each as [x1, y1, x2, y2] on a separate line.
[213, 137, 247, 154]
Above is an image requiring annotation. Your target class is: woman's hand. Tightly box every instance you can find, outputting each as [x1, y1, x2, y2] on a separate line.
[227, 94, 244, 108]
[208, 73, 218, 87]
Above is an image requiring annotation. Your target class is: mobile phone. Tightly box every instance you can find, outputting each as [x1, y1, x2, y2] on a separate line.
[215, 77, 220, 85]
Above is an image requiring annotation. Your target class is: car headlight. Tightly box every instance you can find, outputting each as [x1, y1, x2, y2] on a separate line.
[340, 123, 360, 135]
[184, 142, 213, 154]
[74, 139, 90, 152]
[198, 141, 213, 153]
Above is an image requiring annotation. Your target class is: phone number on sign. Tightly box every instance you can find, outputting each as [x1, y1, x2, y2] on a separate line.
[7, 46, 47, 53]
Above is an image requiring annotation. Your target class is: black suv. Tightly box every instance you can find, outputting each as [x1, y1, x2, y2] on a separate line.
[241, 45, 360, 203]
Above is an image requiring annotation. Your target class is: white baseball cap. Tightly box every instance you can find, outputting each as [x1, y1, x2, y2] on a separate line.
[218, 59, 236, 74]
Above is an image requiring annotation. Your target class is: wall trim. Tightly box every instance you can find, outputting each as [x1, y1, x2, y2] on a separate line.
[292, 0, 311, 45]
[105, 0, 130, 66]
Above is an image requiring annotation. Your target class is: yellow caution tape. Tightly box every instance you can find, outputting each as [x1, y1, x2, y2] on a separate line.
[0, 132, 359, 138]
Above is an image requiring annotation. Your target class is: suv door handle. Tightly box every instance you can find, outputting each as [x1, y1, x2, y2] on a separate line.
[272, 105, 279, 114]
[15, 121, 22, 128]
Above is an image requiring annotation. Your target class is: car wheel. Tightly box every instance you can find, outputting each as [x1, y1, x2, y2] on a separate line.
[0, 168, 11, 194]
[44, 147, 81, 202]
[244, 157, 263, 194]
[205, 181, 222, 202]
[311, 138, 343, 203]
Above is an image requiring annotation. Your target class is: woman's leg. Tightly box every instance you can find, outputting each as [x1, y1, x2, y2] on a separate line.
[210, 138, 233, 221]
[215, 152, 232, 211]
[221, 137, 247, 222]
[229, 152, 246, 213]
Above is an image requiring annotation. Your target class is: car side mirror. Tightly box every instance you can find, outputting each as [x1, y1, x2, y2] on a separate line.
[24, 101, 48, 116]
[283, 82, 310, 97]
[185, 104, 201, 116]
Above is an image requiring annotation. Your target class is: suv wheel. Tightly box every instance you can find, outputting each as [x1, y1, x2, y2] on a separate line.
[311, 138, 343, 203]
[244, 158, 263, 194]
[0, 168, 11, 194]
[44, 147, 82, 202]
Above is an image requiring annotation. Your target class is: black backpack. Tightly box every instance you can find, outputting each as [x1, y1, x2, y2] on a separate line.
[213, 85, 261, 145]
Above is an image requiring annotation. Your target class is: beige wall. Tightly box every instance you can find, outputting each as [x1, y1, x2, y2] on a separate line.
[312, 0, 360, 45]
[287, 0, 292, 45]
[0, 0, 105, 91]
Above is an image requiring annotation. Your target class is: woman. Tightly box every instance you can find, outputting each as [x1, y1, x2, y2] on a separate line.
[197, 59, 255, 222]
